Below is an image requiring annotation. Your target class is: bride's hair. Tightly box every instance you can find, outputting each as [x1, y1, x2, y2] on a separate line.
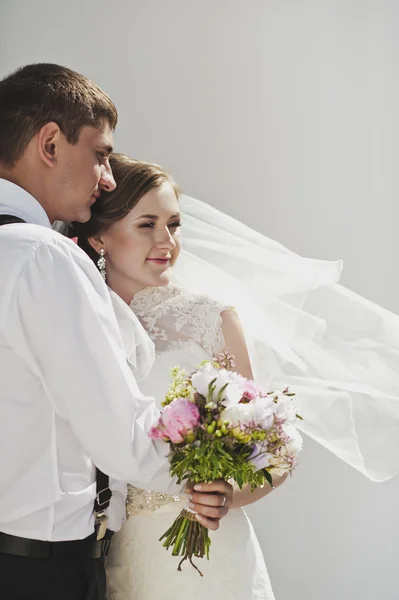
[71, 153, 179, 265]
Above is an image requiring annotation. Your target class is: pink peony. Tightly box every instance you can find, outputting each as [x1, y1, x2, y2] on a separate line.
[162, 398, 201, 444]
[148, 424, 166, 440]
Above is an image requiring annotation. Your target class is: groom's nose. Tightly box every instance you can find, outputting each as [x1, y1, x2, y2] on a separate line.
[99, 162, 117, 192]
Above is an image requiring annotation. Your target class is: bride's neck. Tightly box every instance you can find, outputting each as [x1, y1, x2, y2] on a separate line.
[106, 275, 146, 306]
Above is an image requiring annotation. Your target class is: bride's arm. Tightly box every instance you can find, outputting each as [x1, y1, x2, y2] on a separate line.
[221, 309, 288, 509]
[221, 308, 253, 379]
[229, 473, 288, 509]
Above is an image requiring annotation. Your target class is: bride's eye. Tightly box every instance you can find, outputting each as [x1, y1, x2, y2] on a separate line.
[168, 221, 182, 233]
[139, 221, 156, 229]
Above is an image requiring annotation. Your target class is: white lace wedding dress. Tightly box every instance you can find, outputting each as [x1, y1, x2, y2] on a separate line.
[106, 284, 275, 600]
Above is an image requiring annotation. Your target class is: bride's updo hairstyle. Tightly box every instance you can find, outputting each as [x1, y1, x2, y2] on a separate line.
[71, 153, 179, 267]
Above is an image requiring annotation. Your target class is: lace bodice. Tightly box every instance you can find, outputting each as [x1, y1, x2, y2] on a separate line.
[129, 284, 229, 358]
[126, 285, 230, 515]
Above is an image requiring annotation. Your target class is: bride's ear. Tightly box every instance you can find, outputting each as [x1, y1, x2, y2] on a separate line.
[88, 235, 105, 255]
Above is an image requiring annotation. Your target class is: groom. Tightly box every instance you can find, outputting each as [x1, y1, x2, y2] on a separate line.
[0, 63, 232, 600]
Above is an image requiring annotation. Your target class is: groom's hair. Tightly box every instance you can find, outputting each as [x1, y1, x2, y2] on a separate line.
[0, 63, 118, 168]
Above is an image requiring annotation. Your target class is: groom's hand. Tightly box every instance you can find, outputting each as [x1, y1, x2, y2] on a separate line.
[184, 480, 233, 531]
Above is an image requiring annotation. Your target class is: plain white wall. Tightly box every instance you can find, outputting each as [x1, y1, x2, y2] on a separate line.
[1, 1, 398, 598]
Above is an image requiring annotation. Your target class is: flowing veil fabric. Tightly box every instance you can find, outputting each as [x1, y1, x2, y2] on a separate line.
[173, 195, 399, 482]
[57, 199, 399, 482]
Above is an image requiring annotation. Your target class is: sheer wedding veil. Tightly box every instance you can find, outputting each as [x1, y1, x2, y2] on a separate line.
[172, 195, 399, 483]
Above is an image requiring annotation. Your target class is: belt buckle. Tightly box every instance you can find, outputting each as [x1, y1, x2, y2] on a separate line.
[96, 487, 111, 508]
[95, 511, 108, 541]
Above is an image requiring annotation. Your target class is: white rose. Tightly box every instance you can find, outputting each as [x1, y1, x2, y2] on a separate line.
[191, 363, 244, 407]
[274, 395, 297, 423]
[252, 397, 275, 430]
[283, 424, 303, 454]
[220, 403, 257, 427]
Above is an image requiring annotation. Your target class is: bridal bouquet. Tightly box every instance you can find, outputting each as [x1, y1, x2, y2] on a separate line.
[149, 354, 302, 575]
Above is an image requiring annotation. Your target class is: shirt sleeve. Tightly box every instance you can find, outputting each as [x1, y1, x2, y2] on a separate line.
[1, 236, 174, 489]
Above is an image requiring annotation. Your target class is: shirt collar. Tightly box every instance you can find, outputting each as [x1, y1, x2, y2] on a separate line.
[0, 178, 52, 229]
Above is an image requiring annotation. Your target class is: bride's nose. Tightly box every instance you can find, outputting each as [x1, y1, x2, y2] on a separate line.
[154, 228, 177, 249]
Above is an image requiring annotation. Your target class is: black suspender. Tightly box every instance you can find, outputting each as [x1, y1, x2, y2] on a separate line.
[0, 214, 112, 539]
[0, 214, 26, 225]
[93, 469, 112, 540]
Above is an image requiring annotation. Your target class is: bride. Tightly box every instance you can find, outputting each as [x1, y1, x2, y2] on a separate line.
[72, 153, 283, 599]
[72, 153, 399, 599]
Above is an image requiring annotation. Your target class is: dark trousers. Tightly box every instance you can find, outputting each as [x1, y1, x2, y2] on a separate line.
[0, 551, 106, 600]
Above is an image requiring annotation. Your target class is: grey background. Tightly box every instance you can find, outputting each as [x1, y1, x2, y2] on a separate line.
[1, 1, 398, 598]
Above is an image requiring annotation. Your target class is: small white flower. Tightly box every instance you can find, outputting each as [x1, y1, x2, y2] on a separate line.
[268, 465, 290, 477]
[205, 401, 217, 410]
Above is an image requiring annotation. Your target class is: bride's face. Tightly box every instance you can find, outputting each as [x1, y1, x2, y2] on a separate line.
[96, 181, 182, 301]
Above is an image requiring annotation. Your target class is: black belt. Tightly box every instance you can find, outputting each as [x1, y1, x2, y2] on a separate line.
[0, 531, 113, 559]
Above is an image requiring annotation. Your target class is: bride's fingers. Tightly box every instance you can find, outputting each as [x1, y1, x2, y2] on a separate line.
[184, 480, 233, 524]
[194, 514, 220, 531]
[185, 480, 233, 496]
[190, 481, 233, 505]
[188, 491, 228, 508]
[188, 499, 229, 520]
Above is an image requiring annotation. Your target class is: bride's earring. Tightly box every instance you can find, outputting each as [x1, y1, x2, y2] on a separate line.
[97, 248, 106, 281]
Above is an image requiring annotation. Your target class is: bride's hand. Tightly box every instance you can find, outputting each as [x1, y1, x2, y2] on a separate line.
[184, 480, 233, 531]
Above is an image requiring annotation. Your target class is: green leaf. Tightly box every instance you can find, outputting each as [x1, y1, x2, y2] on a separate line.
[262, 468, 274, 488]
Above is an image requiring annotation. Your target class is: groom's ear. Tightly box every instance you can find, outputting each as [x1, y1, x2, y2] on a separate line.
[37, 122, 62, 167]
[88, 235, 105, 255]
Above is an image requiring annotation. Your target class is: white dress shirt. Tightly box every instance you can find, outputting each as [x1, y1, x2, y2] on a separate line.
[0, 179, 175, 541]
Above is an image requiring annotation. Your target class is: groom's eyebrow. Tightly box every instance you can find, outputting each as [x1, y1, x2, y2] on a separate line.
[96, 145, 113, 156]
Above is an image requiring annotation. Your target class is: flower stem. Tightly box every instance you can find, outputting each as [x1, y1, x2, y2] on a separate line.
[158, 509, 211, 576]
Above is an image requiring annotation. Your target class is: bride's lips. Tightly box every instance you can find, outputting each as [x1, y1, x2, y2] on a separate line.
[146, 257, 170, 265]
